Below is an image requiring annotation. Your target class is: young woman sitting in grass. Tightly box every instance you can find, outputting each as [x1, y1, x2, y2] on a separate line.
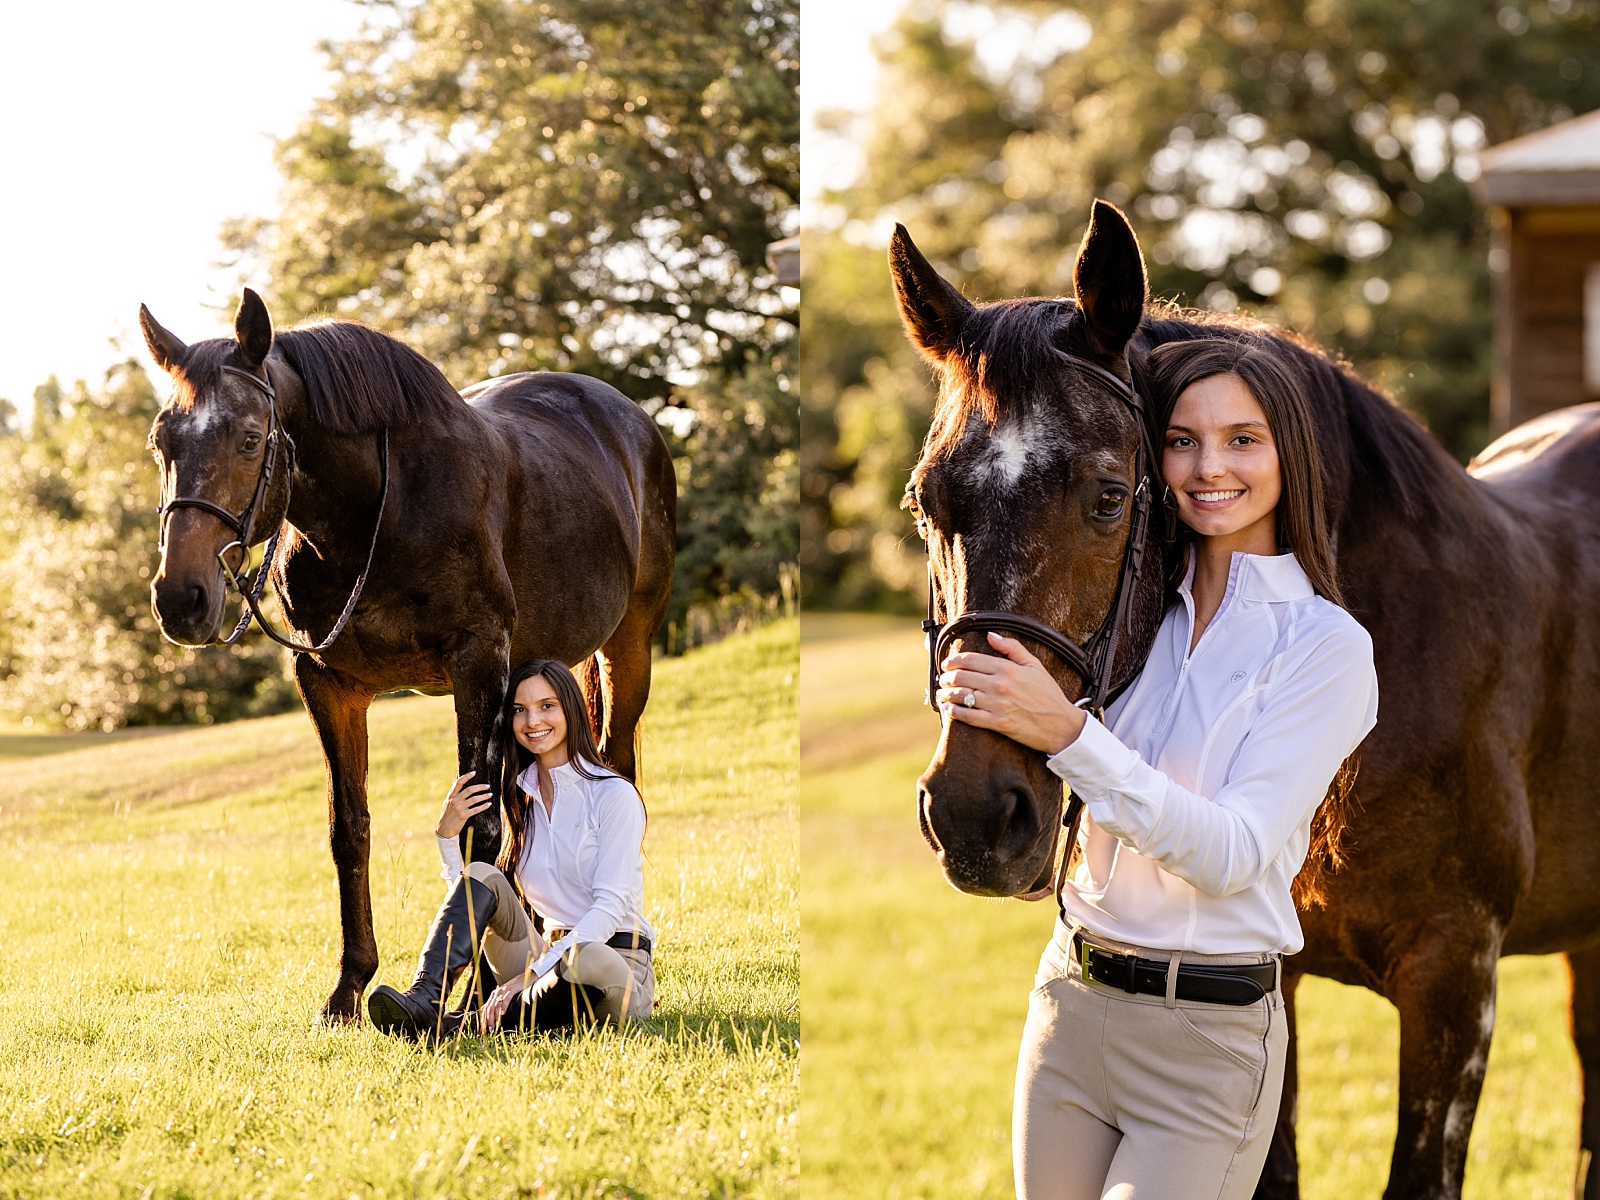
[367, 658, 653, 1037]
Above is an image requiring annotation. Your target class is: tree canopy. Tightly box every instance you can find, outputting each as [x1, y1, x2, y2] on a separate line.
[802, 0, 1600, 611]
[229, 0, 797, 395]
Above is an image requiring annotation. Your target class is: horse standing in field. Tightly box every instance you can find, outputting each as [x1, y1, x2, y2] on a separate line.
[140, 291, 676, 1023]
[895, 200, 1600, 1199]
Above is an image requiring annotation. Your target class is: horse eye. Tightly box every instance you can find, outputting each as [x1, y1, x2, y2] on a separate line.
[240, 433, 262, 453]
[1094, 488, 1127, 519]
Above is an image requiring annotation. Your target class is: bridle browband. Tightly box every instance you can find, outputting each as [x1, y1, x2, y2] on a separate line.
[157, 362, 390, 654]
[921, 350, 1158, 904]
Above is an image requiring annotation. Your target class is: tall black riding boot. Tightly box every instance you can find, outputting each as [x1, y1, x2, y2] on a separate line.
[368, 875, 498, 1038]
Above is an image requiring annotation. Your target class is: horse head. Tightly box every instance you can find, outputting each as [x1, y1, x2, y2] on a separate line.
[141, 290, 294, 647]
[893, 201, 1167, 898]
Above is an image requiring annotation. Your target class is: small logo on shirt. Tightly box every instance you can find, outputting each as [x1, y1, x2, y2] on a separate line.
[1230, 670, 1246, 683]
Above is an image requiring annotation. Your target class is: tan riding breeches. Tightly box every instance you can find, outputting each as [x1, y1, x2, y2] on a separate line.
[1014, 923, 1287, 1200]
[465, 861, 654, 1021]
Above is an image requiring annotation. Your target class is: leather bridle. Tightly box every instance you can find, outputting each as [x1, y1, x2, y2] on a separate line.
[920, 351, 1158, 903]
[157, 362, 390, 654]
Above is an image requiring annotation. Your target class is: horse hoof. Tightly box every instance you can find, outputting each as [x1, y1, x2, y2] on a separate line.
[318, 995, 363, 1026]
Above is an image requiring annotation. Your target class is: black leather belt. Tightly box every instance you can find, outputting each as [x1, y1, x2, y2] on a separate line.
[1073, 932, 1276, 1006]
[547, 929, 652, 955]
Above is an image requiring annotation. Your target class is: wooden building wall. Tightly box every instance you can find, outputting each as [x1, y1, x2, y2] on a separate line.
[1495, 206, 1600, 432]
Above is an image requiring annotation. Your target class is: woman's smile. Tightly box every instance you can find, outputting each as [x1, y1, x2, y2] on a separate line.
[1188, 487, 1246, 507]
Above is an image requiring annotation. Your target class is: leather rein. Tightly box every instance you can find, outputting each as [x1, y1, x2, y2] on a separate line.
[157, 363, 389, 655]
[922, 352, 1158, 904]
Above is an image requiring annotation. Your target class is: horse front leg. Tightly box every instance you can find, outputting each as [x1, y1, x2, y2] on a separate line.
[296, 657, 378, 1023]
[448, 630, 511, 865]
[1253, 969, 1302, 1200]
[1384, 920, 1501, 1199]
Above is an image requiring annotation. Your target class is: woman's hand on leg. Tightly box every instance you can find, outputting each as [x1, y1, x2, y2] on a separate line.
[937, 632, 1087, 754]
[479, 976, 526, 1031]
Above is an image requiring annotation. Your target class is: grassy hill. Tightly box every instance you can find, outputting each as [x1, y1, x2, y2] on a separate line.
[800, 616, 1579, 1200]
[0, 619, 798, 1199]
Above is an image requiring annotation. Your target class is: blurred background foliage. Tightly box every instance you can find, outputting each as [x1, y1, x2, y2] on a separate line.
[0, 0, 797, 728]
[801, 0, 1600, 612]
[0, 369, 297, 731]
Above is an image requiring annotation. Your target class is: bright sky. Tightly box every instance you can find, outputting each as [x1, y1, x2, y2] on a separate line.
[0, 0, 368, 413]
[0, 0, 870, 410]
[800, 0, 906, 211]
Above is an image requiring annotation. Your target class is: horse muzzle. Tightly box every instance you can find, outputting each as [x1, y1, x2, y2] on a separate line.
[917, 726, 1061, 897]
[151, 570, 227, 646]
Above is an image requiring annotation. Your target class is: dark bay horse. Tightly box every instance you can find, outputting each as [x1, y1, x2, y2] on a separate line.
[140, 290, 675, 1022]
[894, 200, 1600, 1198]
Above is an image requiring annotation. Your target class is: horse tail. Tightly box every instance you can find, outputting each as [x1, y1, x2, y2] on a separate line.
[578, 651, 613, 755]
[1292, 754, 1362, 910]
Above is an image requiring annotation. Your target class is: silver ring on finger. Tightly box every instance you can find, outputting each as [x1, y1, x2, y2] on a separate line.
[963, 688, 977, 709]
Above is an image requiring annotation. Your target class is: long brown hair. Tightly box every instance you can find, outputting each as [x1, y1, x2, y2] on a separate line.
[1148, 337, 1356, 907]
[493, 659, 638, 899]
[1147, 337, 1344, 608]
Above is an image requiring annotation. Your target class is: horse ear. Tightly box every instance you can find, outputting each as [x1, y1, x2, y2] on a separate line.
[889, 224, 974, 363]
[234, 288, 274, 368]
[139, 304, 187, 375]
[1072, 199, 1147, 358]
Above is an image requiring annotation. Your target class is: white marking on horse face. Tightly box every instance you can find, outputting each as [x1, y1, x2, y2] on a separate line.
[990, 419, 1033, 487]
[185, 397, 223, 435]
[969, 414, 1041, 490]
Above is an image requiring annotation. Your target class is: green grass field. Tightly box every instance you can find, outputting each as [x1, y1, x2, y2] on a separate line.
[800, 616, 1581, 1200]
[0, 619, 798, 1199]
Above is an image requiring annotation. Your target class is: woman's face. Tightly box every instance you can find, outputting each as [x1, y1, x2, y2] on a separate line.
[512, 673, 569, 765]
[1161, 372, 1282, 550]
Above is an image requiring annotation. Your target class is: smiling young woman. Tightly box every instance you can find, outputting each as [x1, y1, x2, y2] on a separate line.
[367, 658, 653, 1039]
[936, 337, 1376, 1198]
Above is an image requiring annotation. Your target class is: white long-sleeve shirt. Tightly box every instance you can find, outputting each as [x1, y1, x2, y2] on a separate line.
[1047, 550, 1378, 955]
[438, 759, 652, 981]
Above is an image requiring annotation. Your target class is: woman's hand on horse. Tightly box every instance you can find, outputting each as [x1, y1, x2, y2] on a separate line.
[938, 632, 1087, 754]
[436, 772, 494, 839]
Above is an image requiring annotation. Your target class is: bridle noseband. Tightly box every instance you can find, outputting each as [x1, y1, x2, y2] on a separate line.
[921, 351, 1158, 904]
[157, 362, 390, 654]
[923, 352, 1157, 715]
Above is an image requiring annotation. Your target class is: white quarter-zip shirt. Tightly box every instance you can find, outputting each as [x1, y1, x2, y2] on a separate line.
[1047, 551, 1378, 955]
[438, 759, 652, 980]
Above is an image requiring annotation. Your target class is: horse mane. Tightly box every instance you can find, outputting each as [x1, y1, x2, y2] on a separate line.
[167, 321, 463, 436]
[273, 321, 465, 435]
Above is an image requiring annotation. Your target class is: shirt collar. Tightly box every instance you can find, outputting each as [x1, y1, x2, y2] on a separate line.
[516, 758, 590, 793]
[1178, 549, 1315, 604]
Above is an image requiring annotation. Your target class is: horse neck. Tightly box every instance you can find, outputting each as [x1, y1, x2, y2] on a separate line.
[276, 379, 388, 553]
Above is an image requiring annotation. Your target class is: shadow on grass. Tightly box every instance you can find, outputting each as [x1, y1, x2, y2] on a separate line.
[0, 723, 195, 761]
[427, 1004, 799, 1063]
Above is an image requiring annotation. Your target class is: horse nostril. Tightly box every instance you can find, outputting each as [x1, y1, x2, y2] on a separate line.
[994, 783, 1040, 860]
[186, 582, 210, 622]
